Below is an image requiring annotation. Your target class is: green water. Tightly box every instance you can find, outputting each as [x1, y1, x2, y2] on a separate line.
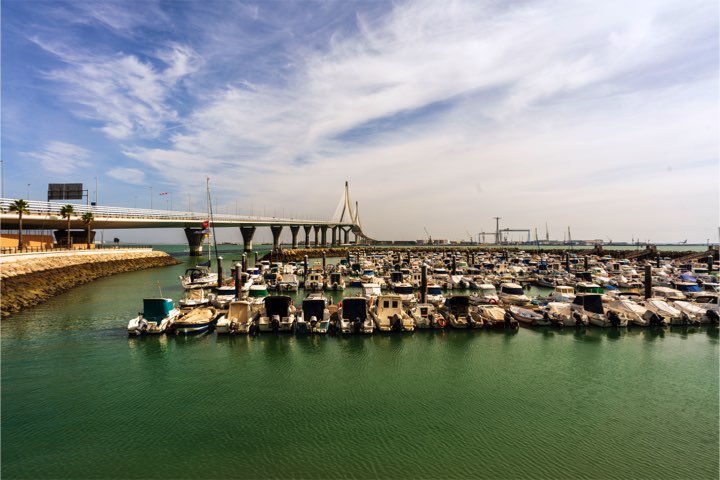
[2, 247, 718, 479]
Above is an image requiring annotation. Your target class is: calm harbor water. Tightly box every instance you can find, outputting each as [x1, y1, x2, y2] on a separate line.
[2, 246, 718, 479]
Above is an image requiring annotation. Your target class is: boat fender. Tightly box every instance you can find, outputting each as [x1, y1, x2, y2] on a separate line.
[489, 299, 497, 305]
[436, 317, 446, 328]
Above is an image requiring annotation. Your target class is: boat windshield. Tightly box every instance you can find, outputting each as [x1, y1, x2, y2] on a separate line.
[502, 286, 525, 295]
[394, 285, 413, 294]
[264, 296, 291, 317]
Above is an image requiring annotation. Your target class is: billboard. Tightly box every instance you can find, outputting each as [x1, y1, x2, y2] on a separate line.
[48, 183, 84, 201]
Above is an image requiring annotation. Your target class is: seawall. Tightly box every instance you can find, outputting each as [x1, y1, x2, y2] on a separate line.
[1, 249, 180, 318]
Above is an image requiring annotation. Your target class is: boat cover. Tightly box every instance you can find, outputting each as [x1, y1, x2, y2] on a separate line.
[446, 295, 470, 314]
[302, 298, 326, 321]
[143, 298, 174, 323]
[342, 298, 367, 321]
[264, 296, 291, 317]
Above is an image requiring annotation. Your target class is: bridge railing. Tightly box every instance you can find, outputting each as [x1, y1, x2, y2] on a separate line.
[0, 244, 153, 255]
[0, 198, 347, 225]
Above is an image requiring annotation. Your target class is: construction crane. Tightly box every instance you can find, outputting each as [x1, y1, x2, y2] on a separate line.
[424, 227, 432, 245]
[465, 230, 474, 244]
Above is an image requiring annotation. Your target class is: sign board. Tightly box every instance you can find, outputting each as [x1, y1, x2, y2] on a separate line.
[48, 183, 84, 201]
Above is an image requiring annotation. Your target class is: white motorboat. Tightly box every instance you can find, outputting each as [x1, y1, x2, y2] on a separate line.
[673, 301, 708, 325]
[277, 273, 299, 292]
[470, 284, 499, 305]
[179, 288, 212, 308]
[127, 298, 181, 335]
[548, 285, 576, 303]
[325, 272, 345, 291]
[439, 295, 483, 329]
[295, 294, 331, 334]
[425, 283, 446, 306]
[305, 272, 324, 291]
[338, 297, 373, 334]
[508, 305, 552, 327]
[571, 293, 626, 327]
[393, 283, 416, 307]
[476, 304, 519, 330]
[361, 283, 381, 307]
[370, 294, 414, 332]
[651, 286, 686, 302]
[544, 302, 587, 327]
[258, 295, 296, 333]
[498, 283, 530, 306]
[179, 266, 218, 290]
[408, 303, 444, 329]
[691, 294, 720, 324]
[173, 306, 218, 334]
[216, 300, 256, 334]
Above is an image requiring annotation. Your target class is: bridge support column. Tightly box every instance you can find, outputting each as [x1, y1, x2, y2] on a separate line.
[320, 225, 329, 246]
[184, 227, 206, 256]
[313, 226, 320, 246]
[303, 225, 312, 248]
[343, 227, 350, 245]
[270, 225, 283, 254]
[331, 227, 337, 245]
[290, 226, 300, 249]
[240, 226, 256, 252]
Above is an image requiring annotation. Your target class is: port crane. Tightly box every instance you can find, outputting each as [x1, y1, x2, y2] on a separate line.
[424, 227, 432, 245]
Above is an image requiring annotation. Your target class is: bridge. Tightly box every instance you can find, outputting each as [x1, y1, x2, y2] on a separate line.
[0, 182, 376, 255]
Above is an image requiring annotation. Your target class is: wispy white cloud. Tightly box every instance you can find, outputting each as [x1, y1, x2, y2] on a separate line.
[30, 36, 201, 139]
[107, 167, 146, 185]
[23, 141, 92, 174]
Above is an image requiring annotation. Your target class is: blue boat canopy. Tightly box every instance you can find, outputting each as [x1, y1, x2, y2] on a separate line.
[143, 298, 174, 323]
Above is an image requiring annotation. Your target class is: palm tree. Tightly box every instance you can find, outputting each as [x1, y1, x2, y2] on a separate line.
[60, 204, 75, 248]
[8, 199, 29, 250]
[81, 211, 94, 249]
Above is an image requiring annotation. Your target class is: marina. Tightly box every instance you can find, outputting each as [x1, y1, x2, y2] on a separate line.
[2, 244, 718, 479]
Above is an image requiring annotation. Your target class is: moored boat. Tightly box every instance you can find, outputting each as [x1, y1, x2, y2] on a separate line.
[338, 297, 373, 334]
[127, 298, 181, 335]
[173, 306, 218, 334]
[216, 300, 256, 334]
[370, 294, 414, 332]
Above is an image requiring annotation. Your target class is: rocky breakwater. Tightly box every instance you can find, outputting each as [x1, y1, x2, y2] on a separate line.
[1, 249, 180, 318]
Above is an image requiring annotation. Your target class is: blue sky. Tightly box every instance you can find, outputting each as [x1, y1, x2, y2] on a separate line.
[2, 0, 718, 244]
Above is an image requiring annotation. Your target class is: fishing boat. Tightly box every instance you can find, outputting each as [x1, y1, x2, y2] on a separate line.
[127, 298, 181, 335]
[258, 296, 296, 333]
[498, 283, 530, 306]
[408, 303, 445, 329]
[476, 304, 519, 330]
[438, 295, 483, 329]
[277, 273, 299, 292]
[548, 285, 575, 303]
[325, 272, 345, 291]
[211, 284, 236, 309]
[370, 294, 414, 332]
[295, 294, 331, 334]
[305, 271, 324, 291]
[508, 305, 552, 326]
[173, 306, 218, 334]
[247, 284, 268, 311]
[216, 300, 256, 334]
[338, 297, 373, 334]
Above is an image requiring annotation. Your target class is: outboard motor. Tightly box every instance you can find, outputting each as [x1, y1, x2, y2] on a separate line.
[353, 317, 362, 334]
[646, 311, 664, 327]
[706, 309, 720, 325]
[572, 311, 584, 327]
[271, 315, 280, 332]
[391, 314, 402, 332]
[504, 311, 513, 327]
[310, 316, 318, 332]
[607, 311, 621, 327]
[249, 320, 259, 337]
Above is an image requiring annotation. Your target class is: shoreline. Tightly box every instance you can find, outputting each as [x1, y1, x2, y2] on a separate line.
[1, 249, 180, 318]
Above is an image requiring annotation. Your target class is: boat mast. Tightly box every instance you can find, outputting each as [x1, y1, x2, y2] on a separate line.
[206, 177, 219, 265]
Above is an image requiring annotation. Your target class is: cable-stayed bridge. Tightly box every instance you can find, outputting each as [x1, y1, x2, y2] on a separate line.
[0, 182, 375, 255]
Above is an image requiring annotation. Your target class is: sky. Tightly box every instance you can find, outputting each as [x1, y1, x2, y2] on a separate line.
[2, 0, 718, 245]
